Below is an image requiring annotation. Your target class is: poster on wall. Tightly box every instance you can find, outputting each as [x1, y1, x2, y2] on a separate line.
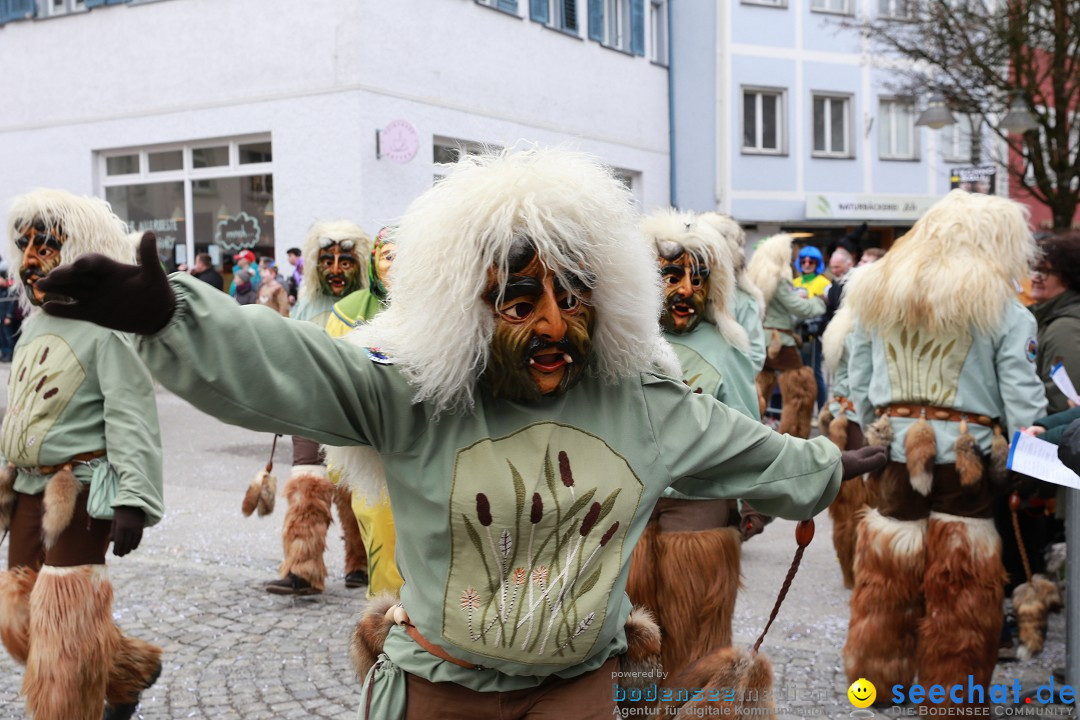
[949, 165, 996, 195]
[215, 212, 261, 254]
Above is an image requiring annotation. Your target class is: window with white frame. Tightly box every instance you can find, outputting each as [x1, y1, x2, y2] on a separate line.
[811, 0, 851, 14]
[742, 0, 787, 6]
[941, 114, 977, 163]
[649, 0, 667, 65]
[543, 0, 578, 31]
[742, 88, 786, 155]
[42, 0, 86, 16]
[603, 0, 632, 51]
[878, 0, 912, 18]
[812, 94, 852, 158]
[100, 136, 274, 275]
[878, 98, 919, 160]
[476, 0, 519, 14]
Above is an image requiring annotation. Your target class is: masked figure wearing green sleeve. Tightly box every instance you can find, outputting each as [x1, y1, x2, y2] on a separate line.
[625, 209, 764, 679]
[36, 149, 884, 720]
[747, 233, 825, 438]
[0, 189, 165, 720]
[841, 190, 1048, 709]
[265, 220, 371, 596]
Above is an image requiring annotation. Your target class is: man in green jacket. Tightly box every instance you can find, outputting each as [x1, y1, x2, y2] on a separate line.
[0, 189, 165, 720]
[37, 148, 883, 719]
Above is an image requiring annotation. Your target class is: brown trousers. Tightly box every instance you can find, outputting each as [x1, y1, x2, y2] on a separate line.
[8, 487, 113, 570]
[403, 657, 619, 719]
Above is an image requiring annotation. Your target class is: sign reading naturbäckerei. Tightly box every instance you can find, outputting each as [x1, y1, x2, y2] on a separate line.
[805, 193, 939, 221]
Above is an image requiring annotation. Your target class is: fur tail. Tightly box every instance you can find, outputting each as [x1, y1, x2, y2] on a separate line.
[904, 417, 936, 496]
[661, 646, 774, 716]
[348, 594, 398, 681]
[42, 467, 80, 549]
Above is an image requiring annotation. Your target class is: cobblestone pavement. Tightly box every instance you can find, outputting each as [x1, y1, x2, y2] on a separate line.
[0, 376, 1070, 718]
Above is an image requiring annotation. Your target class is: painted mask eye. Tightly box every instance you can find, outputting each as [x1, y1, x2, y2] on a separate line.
[664, 273, 681, 285]
[557, 293, 578, 311]
[501, 302, 534, 319]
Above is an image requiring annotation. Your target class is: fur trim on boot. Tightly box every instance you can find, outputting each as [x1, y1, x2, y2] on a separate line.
[828, 481, 870, 589]
[279, 472, 334, 591]
[349, 594, 398, 680]
[653, 527, 742, 677]
[627, 520, 660, 615]
[106, 634, 163, 705]
[24, 565, 117, 720]
[0, 463, 14, 532]
[917, 513, 1005, 704]
[778, 367, 816, 439]
[954, 419, 984, 488]
[1012, 574, 1063, 660]
[661, 647, 775, 717]
[42, 466, 80, 549]
[865, 415, 894, 449]
[0, 566, 36, 665]
[333, 483, 368, 575]
[755, 370, 776, 419]
[844, 509, 926, 691]
[904, 416, 937, 496]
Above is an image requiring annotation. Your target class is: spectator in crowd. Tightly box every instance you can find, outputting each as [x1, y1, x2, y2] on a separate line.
[823, 239, 857, 329]
[1059, 419, 1080, 475]
[792, 245, 831, 412]
[857, 247, 885, 266]
[228, 249, 260, 299]
[0, 265, 14, 361]
[257, 262, 290, 316]
[286, 246, 302, 304]
[190, 252, 224, 291]
[1030, 232, 1080, 415]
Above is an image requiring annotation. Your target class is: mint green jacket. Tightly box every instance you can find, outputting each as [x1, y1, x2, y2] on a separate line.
[141, 275, 841, 699]
[733, 288, 766, 370]
[763, 281, 825, 347]
[1, 314, 164, 524]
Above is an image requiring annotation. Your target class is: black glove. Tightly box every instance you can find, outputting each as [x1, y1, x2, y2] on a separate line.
[840, 445, 887, 481]
[110, 506, 146, 557]
[37, 233, 176, 335]
[1059, 419, 1080, 476]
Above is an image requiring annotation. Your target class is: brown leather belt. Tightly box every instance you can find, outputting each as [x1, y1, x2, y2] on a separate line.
[876, 404, 994, 427]
[404, 623, 482, 670]
[763, 326, 797, 337]
[33, 450, 107, 475]
[832, 395, 855, 413]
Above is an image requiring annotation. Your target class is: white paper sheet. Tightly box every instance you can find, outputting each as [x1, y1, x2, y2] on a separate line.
[1050, 362, 1080, 405]
[1008, 431, 1080, 489]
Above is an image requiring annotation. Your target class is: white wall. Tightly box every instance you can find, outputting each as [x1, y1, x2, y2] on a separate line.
[0, 0, 670, 256]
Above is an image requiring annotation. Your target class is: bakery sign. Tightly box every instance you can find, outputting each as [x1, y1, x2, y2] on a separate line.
[377, 119, 419, 164]
[805, 193, 939, 221]
[216, 212, 261, 254]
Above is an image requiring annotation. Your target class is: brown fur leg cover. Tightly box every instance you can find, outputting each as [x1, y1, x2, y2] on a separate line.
[755, 369, 776, 419]
[42, 467, 80, 550]
[777, 367, 816, 439]
[917, 513, 1004, 704]
[627, 520, 660, 613]
[660, 647, 775, 717]
[1013, 574, 1063, 660]
[106, 633, 163, 705]
[279, 471, 334, 590]
[349, 594, 398, 681]
[828, 481, 869, 589]
[654, 527, 742, 678]
[0, 464, 14, 532]
[24, 565, 117, 720]
[333, 483, 368, 575]
[844, 509, 926, 691]
[0, 566, 36, 665]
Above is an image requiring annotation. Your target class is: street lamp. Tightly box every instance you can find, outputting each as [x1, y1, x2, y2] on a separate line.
[915, 92, 957, 129]
[999, 92, 1039, 134]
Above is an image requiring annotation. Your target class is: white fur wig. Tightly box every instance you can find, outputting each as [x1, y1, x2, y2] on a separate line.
[746, 233, 795, 305]
[6, 189, 135, 315]
[844, 190, 1035, 335]
[698, 212, 764, 316]
[351, 146, 679, 415]
[642, 208, 749, 352]
[299, 220, 371, 302]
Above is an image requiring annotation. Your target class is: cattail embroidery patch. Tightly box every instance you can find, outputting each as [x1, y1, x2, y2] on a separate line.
[444, 423, 642, 665]
[0, 334, 85, 467]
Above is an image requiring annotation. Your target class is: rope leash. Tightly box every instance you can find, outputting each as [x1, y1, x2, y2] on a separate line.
[753, 519, 814, 655]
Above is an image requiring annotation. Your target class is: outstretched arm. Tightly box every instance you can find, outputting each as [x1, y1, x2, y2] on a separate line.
[38, 234, 421, 450]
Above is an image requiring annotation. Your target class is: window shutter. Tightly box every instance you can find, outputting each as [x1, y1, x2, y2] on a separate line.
[530, 0, 548, 22]
[630, 0, 645, 55]
[86, 0, 108, 6]
[0, 0, 36, 24]
[496, 0, 518, 12]
[588, 0, 603, 41]
[563, 0, 577, 30]
[106, 0, 131, 5]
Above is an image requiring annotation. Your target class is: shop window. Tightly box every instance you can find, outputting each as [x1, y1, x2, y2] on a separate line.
[106, 154, 139, 176]
[148, 150, 182, 173]
[193, 146, 229, 169]
[105, 182, 185, 271]
[239, 141, 273, 165]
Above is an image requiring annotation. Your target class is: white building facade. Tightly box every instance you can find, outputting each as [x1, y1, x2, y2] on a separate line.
[671, 0, 994, 247]
[0, 0, 670, 271]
